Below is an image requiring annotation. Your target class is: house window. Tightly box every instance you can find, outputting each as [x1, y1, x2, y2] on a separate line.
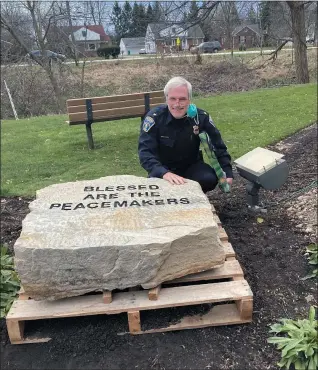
[172, 27, 176, 34]
[240, 36, 246, 44]
[82, 30, 87, 37]
[87, 43, 96, 50]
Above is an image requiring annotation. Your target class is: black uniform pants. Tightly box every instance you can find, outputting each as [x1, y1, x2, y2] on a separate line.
[174, 161, 218, 193]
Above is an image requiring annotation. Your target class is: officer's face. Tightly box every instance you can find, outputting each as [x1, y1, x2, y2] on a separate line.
[166, 85, 190, 119]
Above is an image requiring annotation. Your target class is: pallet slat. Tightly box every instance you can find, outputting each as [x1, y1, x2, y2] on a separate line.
[219, 228, 228, 242]
[214, 215, 221, 226]
[224, 242, 235, 257]
[236, 297, 253, 320]
[139, 303, 252, 334]
[128, 311, 141, 333]
[148, 285, 162, 301]
[7, 280, 252, 321]
[165, 260, 243, 285]
[6, 321, 25, 342]
[102, 291, 112, 304]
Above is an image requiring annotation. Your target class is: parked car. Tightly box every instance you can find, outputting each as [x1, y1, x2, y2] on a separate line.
[139, 48, 146, 54]
[27, 50, 66, 62]
[198, 41, 222, 53]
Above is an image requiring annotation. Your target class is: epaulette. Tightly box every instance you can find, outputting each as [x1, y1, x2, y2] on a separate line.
[197, 107, 209, 116]
[146, 104, 166, 118]
[142, 105, 167, 132]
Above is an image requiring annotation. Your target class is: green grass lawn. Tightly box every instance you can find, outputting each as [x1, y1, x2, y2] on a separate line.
[1, 84, 317, 196]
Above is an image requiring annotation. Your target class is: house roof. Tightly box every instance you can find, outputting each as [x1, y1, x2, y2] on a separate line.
[61, 25, 111, 41]
[148, 22, 204, 39]
[121, 37, 145, 48]
[232, 24, 261, 36]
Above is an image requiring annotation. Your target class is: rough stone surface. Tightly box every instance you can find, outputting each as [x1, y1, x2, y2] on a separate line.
[14, 175, 225, 300]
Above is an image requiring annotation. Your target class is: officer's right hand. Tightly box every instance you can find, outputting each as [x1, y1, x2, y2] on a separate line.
[163, 172, 187, 185]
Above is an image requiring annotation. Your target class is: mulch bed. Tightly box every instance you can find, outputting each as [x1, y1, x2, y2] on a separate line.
[0, 124, 317, 370]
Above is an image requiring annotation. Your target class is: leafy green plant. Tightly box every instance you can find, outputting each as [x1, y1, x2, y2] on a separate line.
[0, 246, 20, 318]
[268, 306, 318, 370]
[302, 244, 318, 280]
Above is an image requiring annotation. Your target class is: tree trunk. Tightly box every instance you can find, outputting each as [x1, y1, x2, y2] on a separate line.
[1, 10, 64, 112]
[315, 6, 318, 46]
[45, 65, 65, 113]
[287, 1, 309, 83]
[66, 1, 79, 66]
[28, 2, 64, 111]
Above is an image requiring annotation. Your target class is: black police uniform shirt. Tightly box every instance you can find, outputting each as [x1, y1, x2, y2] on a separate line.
[138, 104, 233, 179]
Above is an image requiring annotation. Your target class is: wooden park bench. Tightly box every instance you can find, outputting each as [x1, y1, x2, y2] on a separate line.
[66, 90, 166, 149]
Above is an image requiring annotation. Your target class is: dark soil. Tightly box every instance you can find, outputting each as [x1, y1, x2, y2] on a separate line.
[1, 125, 317, 370]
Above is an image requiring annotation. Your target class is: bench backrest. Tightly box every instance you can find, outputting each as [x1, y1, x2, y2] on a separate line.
[67, 91, 166, 125]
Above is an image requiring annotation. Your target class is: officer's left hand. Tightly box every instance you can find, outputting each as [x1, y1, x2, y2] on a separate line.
[226, 178, 233, 185]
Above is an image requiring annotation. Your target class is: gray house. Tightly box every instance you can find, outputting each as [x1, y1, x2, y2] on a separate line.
[145, 23, 205, 53]
[119, 37, 145, 55]
[231, 24, 261, 49]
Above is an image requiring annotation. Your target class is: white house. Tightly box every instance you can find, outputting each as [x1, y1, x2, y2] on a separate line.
[145, 23, 205, 53]
[61, 25, 111, 56]
[119, 37, 145, 55]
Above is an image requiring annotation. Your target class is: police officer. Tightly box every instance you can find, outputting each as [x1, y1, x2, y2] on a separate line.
[138, 77, 233, 193]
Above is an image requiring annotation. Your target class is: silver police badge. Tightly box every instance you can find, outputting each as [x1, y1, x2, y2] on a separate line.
[143, 116, 155, 132]
[193, 125, 199, 135]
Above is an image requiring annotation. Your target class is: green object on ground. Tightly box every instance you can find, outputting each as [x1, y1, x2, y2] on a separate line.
[199, 131, 231, 193]
[267, 306, 318, 370]
[0, 246, 20, 318]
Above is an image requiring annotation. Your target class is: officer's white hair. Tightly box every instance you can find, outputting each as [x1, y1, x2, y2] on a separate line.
[164, 77, 192, 99]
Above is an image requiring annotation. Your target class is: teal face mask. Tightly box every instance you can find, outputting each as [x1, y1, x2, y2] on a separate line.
[187, 104, 197, 118]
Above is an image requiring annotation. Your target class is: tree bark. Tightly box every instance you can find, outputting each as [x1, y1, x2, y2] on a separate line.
[27, 1, 64, 111]
[287, 1, 309, 83]
[66, 1, 79, 66]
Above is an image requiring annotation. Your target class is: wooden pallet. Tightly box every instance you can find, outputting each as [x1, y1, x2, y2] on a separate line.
[6, 210, 253, 344]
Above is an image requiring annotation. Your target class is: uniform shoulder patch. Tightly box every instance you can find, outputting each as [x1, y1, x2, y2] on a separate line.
[142, 116, 156, 132]
[209, 115, 216, 127]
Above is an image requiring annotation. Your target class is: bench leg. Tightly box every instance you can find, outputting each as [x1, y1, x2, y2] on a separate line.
[85, 123, 94, 149]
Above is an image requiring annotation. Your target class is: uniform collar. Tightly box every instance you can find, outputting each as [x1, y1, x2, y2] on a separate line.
[166, 109, 174, 125]
[165, 108, 188, 125]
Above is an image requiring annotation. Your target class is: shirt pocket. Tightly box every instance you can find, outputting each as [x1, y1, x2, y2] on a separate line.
[159, 136, 175, 148]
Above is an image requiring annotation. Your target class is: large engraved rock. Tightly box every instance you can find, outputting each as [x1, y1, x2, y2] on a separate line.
[14, 175, 225, 300]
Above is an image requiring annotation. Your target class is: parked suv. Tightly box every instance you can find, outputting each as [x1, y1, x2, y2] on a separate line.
[198, 41, 222, 53]
[27, 50, 66, 62]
